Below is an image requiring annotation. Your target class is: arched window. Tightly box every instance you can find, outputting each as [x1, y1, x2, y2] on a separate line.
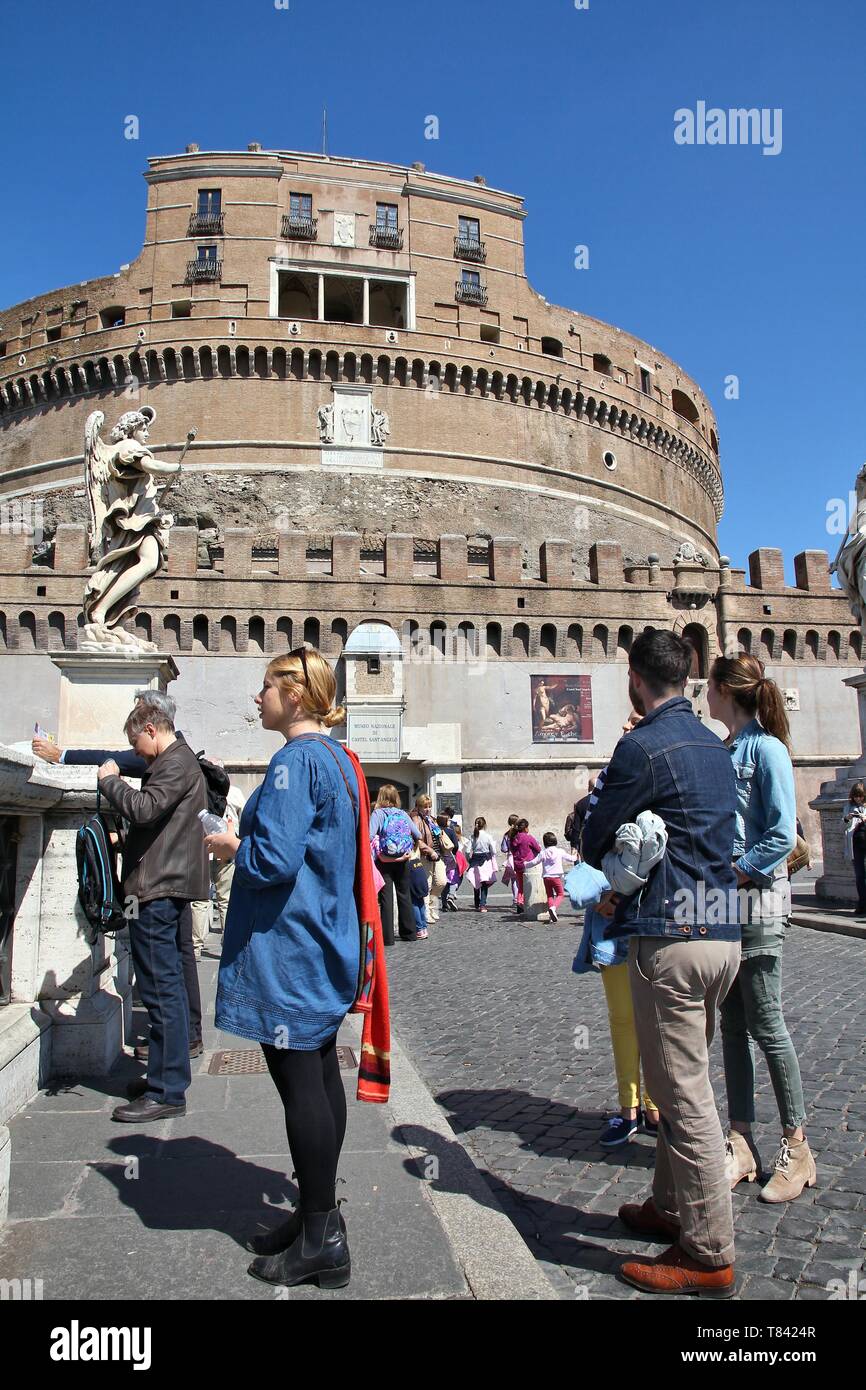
[163, 614, 181, 651]
[303, 617, 320, 648]
[456, 621, 476, 660]
[485, 622, 501, 658]
[135, 613, 152, 643]
[220, 615, 237, 652]
[683, 623, 708, 677]
[249, 616, 265, 653]
[760, 628, 775, 659]
[617, 625, 634, 660]
[512, 623, 530, 658]
[671, 389, 700, 425]
[403, 619, 424, 660]
[782, 629, 797, 662]
[331, 617, 348, 654]
[592, 624, 608, 659]
[0, 612, 6, 650]
[192, 615, 209, 652]
[18, 611, 36, 651]
[805, 630, 819, 661]
[430, 621, 447, 657]
[540, 623, 557, 658]
[566, 622, 582, 657]
[276, 617, 293, 649]
[47, 611, 65, 650]
[849, 631, 862, 661]
[827, 630, 841, 662]
[737, 628, 752, 655]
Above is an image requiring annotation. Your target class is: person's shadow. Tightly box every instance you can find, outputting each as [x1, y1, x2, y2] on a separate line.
[395, 1123, 653, 1285]
[93, 1134, 297, 1247]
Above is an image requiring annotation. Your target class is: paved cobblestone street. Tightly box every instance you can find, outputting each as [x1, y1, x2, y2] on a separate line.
[388, 901, 866, 1301]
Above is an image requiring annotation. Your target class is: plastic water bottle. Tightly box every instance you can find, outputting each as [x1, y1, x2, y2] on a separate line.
[198, 809, 227, 835]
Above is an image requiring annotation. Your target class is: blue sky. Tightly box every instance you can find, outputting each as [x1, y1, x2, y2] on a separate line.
[3, 0, 863, 575]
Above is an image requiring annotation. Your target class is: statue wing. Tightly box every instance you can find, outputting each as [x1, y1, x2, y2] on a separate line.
[84, 411, 113, 560]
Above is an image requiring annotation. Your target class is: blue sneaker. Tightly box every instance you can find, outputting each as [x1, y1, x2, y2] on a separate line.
[599, 1113, 640, 1148]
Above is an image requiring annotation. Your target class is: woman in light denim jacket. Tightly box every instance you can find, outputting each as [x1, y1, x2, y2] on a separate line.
[708, 654, 816, 1205]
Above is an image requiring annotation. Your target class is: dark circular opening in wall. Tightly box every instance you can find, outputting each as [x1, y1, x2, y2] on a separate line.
[603, 451, 617, 470]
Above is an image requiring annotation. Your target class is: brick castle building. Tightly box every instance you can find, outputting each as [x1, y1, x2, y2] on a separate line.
[0, 146, 860, 841]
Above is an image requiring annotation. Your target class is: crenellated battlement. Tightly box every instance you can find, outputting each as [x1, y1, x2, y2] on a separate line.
[0, 527, 858, 663]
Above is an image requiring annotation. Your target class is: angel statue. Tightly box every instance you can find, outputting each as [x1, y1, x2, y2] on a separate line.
[833, 462, 866, 640]
[80, 407, 193, 652]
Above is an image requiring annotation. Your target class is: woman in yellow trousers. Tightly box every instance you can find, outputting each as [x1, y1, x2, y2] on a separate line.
[599, 962, 660, 1147]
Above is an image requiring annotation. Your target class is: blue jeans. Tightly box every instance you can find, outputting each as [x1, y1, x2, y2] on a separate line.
[411, 902, 427, 934]
[129, 897, 192, 1106]
[720, 951, 807, 1129]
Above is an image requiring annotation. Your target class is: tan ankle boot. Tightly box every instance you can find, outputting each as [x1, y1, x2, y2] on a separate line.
[724, 1130, 758, 1189]
[758, 1136, 817, 1204]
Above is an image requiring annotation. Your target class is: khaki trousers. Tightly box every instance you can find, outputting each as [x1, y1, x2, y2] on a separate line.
[190, 899, 211, 953]
[628, 935, 741, 1267]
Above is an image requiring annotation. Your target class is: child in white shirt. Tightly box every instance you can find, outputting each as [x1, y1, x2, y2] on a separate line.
[533, 832, 576, 922]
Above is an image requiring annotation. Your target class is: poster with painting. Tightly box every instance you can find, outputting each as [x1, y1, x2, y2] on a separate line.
[531, 674, 593, 743]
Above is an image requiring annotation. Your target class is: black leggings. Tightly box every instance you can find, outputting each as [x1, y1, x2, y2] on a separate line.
[261, 1034, 347, 1214]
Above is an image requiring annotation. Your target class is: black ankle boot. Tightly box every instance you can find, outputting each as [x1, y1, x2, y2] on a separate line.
[245, 1207, 302, 1256]
[246, 1203, 346, 1256]
[247, 1207, 350, 1289]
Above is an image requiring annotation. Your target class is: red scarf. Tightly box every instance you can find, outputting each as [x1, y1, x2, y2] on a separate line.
[342, 746, 391, 1103]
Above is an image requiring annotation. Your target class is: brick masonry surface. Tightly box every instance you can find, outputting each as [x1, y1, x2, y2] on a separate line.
[387, 906, 866, 1301]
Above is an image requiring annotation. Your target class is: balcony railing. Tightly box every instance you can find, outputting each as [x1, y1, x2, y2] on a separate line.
[282, 214, 318, 241]
[188, 212, 224, 236]
[454, 235, 486, 262]
[185, 259, 222, 283]
[455, 278, 488, 306]
[369, 224, 403, 250]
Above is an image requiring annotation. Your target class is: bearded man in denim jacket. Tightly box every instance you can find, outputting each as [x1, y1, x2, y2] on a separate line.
[582, 629, 742, 1299]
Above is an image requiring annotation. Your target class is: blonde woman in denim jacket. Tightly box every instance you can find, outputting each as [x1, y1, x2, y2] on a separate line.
[708, 654, 816, 1204]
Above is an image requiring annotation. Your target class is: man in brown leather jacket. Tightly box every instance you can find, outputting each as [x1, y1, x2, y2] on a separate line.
[98, 694, 209, 1122]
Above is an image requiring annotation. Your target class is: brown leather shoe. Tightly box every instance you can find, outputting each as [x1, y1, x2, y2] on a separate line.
[618, 1197, 681, 1241]
[620, 1242, 736, 1299]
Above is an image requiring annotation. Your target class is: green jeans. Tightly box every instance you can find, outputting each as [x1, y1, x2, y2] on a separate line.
[720, 932, 807, 1129]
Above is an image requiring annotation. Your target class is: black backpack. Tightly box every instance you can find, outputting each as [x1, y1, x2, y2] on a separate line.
[195, 751, 230, 818]
[76, 788, 127, 936]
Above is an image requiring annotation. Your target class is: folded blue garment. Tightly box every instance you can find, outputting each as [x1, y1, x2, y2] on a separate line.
[565, 860, 610, 909]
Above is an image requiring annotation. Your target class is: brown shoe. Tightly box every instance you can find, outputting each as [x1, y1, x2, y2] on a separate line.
[758, 1136, 817, 1204]
[620, 1242, 737, 1299]
[618, 1197, 681, 1241]
[725, 1130, 758, 1189]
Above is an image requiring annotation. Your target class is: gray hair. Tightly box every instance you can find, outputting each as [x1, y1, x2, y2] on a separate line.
[134, 688, 176, 723]
[125, 693, 175, 738]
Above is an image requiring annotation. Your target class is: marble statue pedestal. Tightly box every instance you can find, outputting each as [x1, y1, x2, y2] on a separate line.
[51, 652, 179, 747]
[811, 670, 866, 903]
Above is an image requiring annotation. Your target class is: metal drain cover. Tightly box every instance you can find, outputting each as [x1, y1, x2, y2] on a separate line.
[209, 1047, 358, 1075]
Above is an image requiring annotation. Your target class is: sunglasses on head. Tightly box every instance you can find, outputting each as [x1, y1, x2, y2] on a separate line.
[286, 646, 309, 684]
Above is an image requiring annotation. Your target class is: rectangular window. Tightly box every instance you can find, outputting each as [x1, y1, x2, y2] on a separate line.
[462, 269, 481, 288]
[376, 203, 398, 229]
[290, 192, 313, 220]
[198, 188, 221, 216]
[46, 326, 62, 342]
[172, 300, 192, 318]
[640, 367, 652, 394]
[197, 245, 218, 264]
[459, 216, 480, 241]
